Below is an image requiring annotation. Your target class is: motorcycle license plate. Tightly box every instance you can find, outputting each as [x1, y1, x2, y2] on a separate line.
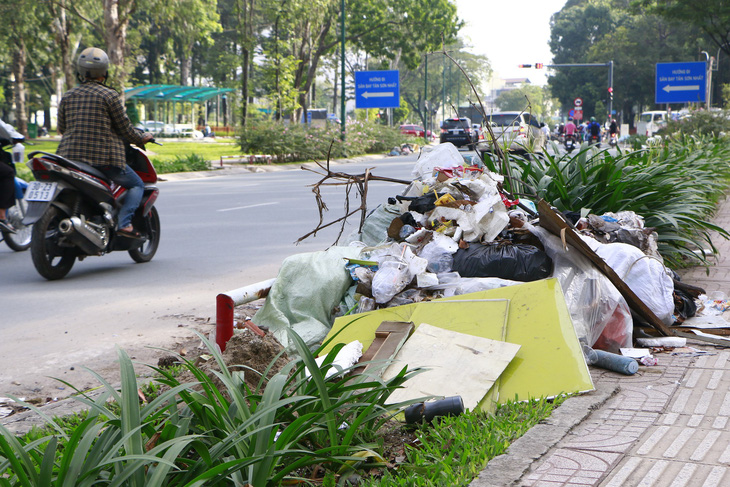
[24, 182, 58, 202]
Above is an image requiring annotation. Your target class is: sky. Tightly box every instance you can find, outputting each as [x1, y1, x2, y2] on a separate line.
[454, 0, 569, 87]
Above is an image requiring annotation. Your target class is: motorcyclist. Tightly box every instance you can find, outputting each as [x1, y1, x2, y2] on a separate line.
[564, 118, 577, 137]
[608, 118, 619, 141]
[587, 117, 602, 145]
[56, 47, 153, 238]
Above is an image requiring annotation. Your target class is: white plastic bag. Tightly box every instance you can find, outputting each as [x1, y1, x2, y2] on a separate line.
[371, 243, 428, 304]
[411, 142, 464, 179]
[580, 236, 674, 325]
[528, 225, 633, 352]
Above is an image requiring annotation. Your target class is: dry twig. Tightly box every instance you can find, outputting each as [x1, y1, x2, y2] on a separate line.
[296, 145, 410, 245]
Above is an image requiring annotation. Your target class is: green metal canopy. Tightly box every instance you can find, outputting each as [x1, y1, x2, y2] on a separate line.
[124, 84, 233, 102]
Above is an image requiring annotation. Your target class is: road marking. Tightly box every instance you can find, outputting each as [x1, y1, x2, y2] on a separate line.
[218, 202, 278, 212]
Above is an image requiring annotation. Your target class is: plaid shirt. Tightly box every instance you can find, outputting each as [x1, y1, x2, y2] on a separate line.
[57, 81, 146, 168]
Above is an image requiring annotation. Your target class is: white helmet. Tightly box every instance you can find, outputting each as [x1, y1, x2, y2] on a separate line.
[77, 47, 109, 80]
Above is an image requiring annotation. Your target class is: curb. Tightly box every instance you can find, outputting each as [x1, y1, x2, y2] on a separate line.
[469, 382, 620, 487]
[158, 153, 392, 181]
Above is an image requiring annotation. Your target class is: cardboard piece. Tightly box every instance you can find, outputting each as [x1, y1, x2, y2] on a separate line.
[382, 323, 521, 411]
[321, 278, 594, 409]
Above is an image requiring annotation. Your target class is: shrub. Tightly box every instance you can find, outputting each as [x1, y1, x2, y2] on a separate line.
[151, 153, 209, 174]
[662, 109, 730, 138]
[239, 120, 412, 162]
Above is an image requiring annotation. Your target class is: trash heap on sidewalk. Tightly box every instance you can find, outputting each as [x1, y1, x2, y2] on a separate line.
[233, 143, 722, 414]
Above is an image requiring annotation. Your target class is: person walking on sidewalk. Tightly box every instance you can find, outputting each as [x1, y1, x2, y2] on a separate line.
[56, 47, 153, 238]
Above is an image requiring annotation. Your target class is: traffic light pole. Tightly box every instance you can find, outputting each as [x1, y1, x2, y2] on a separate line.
[520, 61, 614, 118]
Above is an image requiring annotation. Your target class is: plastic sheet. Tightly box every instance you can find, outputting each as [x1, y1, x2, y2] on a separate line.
[528, 224, 633, 352]
[580, 237, 674, 325]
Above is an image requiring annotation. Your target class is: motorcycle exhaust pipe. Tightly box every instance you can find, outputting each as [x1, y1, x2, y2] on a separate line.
[58, 217, 107, 254]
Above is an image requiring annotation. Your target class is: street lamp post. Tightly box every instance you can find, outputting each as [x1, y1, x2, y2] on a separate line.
[340, 0, 346, 141]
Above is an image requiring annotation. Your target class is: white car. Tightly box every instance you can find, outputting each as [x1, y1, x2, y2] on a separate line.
[480, 111, 547, 152]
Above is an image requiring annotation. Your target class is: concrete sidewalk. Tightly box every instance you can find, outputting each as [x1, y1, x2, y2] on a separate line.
[472, 195, 730, 487]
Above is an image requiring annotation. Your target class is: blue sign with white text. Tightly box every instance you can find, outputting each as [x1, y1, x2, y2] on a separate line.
[355, 70, 400, 109]
[655, 62, 706, 104]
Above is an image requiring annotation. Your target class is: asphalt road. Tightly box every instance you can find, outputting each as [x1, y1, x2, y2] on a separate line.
[0, 153, 419, 399]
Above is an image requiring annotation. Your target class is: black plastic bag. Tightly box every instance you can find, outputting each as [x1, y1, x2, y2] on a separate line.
[452, 243, 553, 282]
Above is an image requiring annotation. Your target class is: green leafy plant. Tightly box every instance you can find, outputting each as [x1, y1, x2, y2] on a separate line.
[482, 137, 730, 268]
[0, 348, 198, 486]
[147, 330, 422, 485]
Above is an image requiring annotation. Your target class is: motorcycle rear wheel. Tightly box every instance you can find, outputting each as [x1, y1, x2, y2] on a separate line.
[31, 206, 76, 280]
[129, 206, 160, 263]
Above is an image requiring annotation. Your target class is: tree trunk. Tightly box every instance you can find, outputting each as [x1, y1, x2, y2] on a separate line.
[50, 0, 75, 91]
[103, 0, 134, 93]
[180, 52, 192, 86]
[12, 40, 28, 137]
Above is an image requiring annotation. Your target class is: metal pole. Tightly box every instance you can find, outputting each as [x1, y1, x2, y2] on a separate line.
[442, 54, 446, 122]
[340, 0, 346, 142]
[608, 60, 614, 119]
[424, 54, 428, 144]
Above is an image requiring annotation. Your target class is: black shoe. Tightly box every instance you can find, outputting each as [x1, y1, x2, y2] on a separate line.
[0, 219, 17, 234]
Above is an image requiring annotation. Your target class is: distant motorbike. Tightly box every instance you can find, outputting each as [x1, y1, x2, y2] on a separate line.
[589, 133, 601, 147]
[1, 177, 32, 251]
[22, 140, 161, 280]
[608, 133, 618, 147]
[564, 134, 577, 152]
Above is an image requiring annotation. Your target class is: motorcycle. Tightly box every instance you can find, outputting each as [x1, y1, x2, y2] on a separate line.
[589, 133, 601, 147]
[608, 133, 618, 147]
[22, 140, 161, 280]
[564, 133, 576, 152]
[1, 177, 33, 251]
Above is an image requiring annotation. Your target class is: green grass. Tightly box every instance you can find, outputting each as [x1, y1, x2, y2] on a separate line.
[359, 396, 566, 486]
[17, 138, 244, 179]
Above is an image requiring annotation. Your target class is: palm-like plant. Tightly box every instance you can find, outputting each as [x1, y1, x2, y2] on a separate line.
[484, 137, 730, 267]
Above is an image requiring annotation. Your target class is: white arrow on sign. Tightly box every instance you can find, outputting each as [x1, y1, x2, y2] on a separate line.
[662, 84, 700, 93]
[362, 91, 395, 99]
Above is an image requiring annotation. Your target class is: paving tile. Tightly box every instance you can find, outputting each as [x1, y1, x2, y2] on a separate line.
[523, 448, 620, 487]
[602, 382, 678, 412]
[629, 424, 730, 464]
[600, 458, 730, 487]
[558, 410, 659, 453]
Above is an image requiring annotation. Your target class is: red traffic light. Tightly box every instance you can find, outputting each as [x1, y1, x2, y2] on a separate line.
[608, 87, 613, 93]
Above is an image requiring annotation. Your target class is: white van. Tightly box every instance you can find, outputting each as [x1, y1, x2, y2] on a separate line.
[637, 111, 667, 137]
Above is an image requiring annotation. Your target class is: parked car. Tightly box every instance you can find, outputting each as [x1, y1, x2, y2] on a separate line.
[400, 124, 426, 137]
[481, 112, 546, 152]
[136, 120, 166, 134]
[439, 117, 477, 148]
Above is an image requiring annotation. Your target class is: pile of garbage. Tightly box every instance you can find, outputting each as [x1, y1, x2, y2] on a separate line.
[244, 142, 716, 406]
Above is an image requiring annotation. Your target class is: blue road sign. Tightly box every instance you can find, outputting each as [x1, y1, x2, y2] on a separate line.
[355, 70, 400, 109]
[655, 62, 706, 104]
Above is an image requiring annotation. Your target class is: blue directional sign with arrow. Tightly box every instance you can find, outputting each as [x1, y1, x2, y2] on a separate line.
[655, 62, 706, 104]
[354, 70, 400, 109]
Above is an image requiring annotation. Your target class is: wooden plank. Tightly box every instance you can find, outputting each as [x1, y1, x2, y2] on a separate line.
[537, 199, 673, 337]
[353, 321, 414, 375]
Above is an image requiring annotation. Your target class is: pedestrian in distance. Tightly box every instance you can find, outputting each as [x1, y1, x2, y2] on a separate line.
[56, 47, 153, 239]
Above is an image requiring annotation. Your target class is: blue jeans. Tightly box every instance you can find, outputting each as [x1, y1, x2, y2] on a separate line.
[100, 164, 144, 229]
